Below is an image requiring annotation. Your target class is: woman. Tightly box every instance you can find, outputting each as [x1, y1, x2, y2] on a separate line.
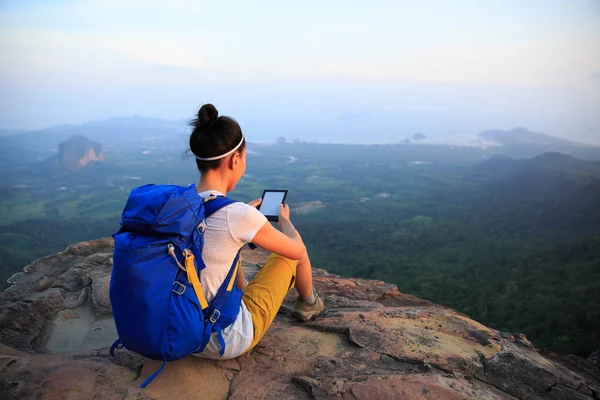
[190, 103, 324, 360]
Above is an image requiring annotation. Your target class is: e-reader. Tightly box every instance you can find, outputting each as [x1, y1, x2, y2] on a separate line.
[257, 190, 288, 222]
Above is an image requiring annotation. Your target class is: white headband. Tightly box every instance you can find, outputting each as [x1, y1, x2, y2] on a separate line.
[194, 136, 245, 161]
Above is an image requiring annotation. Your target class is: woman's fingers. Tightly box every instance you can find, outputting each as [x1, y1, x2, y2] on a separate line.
[279, 203, 290, 220]
[248, 198, 262, 208]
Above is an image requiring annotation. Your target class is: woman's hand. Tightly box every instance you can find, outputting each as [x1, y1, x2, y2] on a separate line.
[278, 203, 291, 222]
[247, 198, 262, 208]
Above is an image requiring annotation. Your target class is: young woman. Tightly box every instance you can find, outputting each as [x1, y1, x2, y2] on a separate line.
[190, 104, 324, 359]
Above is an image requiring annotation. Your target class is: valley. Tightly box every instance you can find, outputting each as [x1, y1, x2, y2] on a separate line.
[1, 119, 599, 357]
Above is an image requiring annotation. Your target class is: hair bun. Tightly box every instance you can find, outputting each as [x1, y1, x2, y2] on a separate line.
[197, 104, 218, 127]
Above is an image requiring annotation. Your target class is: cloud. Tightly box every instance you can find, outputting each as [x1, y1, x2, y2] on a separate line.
[2, 0, 600, 89]
[591, 70, 600, 80]
[0, 27, 220, 85]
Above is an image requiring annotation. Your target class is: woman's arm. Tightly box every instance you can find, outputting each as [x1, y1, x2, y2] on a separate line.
[250, 203, 306, 260]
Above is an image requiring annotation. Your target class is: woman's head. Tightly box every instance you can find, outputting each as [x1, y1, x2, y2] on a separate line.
[189, 104, 246, 189]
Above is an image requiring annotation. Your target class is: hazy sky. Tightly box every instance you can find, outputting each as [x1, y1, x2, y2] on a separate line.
[1, 0, 599, 144]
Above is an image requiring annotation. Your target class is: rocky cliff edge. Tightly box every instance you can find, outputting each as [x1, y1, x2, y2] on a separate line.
[0, 238, 598, 399]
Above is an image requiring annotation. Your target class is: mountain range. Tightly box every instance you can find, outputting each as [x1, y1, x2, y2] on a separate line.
[2, 117, 600, 166]
[479, 127, 600, 160]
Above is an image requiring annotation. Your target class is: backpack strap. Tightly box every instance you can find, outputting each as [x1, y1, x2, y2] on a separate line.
[109, 339, 123, 356]
[203, 194, 258, 250]
[140, 355, 167, 389]
[180, 245, 241, 312]
[189, 194, 237, 266]
[185, 195, 239, 312]
[203, 195, 237, 217]
[186, 193, 245, 356]
[183, 249, 209, 309]
[200, 249, 243, 356]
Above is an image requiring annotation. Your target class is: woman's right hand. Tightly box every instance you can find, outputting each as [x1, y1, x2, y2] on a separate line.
[278, 203, 291, 222]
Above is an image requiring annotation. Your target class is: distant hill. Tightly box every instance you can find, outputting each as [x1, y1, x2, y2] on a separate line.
[466, 152, 600, 239]
[49, 135, 104, 172]
[0, 129, 26, 137]
[480, 127, 584, 147]
[479, 128, 600, 161]
[0, 116, 189, 158]
[479, 152, 600, 177]
[4, 118, 600, 164]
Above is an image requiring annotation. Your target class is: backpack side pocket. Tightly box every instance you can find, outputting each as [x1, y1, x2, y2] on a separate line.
[110, 244, 178, 359]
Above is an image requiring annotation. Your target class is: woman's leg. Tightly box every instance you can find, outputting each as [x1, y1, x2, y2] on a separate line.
[242, 250, 324, 352]
[242, 253, 298, 351]
[293, 251, 314, 298]
[291, 252, 324, 321]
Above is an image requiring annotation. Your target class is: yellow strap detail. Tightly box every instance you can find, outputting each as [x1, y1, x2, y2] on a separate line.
[226, 257, 241, 291]
[184, 249, 209, 309]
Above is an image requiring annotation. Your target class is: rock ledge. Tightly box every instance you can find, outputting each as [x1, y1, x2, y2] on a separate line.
[0, 238, 598, 399]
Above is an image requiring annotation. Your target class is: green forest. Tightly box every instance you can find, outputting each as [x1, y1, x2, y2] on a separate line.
[1, 136, 599, 357]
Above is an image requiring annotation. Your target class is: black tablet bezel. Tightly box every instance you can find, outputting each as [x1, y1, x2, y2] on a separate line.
[257, 190, 288, 222]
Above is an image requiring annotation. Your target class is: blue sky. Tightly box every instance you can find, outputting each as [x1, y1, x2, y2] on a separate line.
[1, 0, 599, 144]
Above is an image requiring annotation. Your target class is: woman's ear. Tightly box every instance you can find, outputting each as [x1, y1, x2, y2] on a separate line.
[228, 152, 239, 170]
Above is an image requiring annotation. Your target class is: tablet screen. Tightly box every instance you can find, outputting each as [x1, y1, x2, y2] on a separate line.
[260, 191, 286, 217]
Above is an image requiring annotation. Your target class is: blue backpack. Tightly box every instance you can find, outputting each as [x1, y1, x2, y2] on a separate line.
[109, 184, 244, 388]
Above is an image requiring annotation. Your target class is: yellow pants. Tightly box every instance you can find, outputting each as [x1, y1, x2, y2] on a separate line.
[242, 253, 298, 351]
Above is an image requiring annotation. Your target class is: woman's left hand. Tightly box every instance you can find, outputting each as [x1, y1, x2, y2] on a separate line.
[247, 198, 262, 208]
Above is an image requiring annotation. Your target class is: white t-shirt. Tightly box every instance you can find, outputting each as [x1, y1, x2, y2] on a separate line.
[194, 190, 267, 359]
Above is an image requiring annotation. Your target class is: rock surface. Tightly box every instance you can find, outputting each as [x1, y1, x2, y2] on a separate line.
[0, 238, 598, 399]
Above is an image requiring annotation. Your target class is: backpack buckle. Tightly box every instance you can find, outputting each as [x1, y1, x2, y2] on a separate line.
[202, 193, 218, 203]
[172, 281, 186, 295]
[197, 220, 207, 234]
[209, 309, 220, 323]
